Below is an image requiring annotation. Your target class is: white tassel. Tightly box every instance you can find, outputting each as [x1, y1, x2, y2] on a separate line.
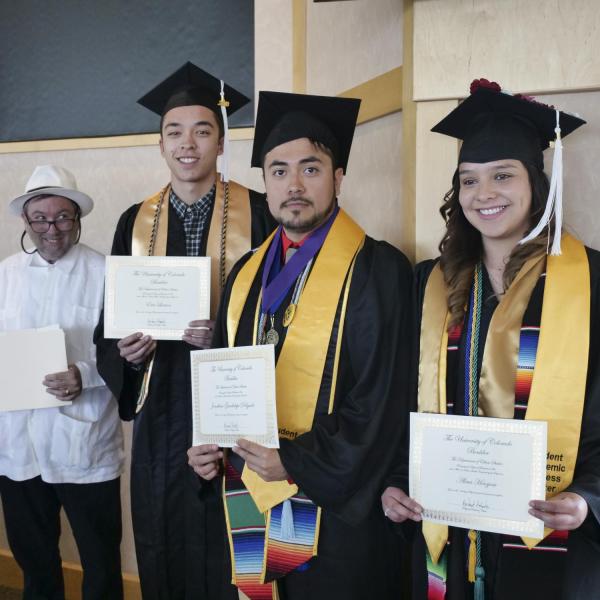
[551, 133, 563, 256]
[519, 109, 563, 255]
[280, 499, 295, 541]
[218, 79, 230, 183]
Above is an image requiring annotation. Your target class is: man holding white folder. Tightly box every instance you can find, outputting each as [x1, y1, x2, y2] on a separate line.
[0, 165, 124, 600]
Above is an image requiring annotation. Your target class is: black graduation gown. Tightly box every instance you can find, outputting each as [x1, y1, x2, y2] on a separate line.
[212, 235, 414, 600]
[409, 247, 600, 600]
[94, 190, 276, 600]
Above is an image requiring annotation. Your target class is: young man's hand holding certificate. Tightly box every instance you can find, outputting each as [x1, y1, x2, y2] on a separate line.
[190, 344, 279, 448]
[187, 345, 283, 481]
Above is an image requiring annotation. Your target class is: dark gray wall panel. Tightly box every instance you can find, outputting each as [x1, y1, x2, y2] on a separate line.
[0, 1, 254, 141]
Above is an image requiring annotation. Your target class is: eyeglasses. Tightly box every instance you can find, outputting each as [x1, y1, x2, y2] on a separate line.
[26, 217, 78, 233]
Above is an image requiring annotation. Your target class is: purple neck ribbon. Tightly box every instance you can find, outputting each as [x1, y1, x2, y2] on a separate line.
[261, 205, 339, 315]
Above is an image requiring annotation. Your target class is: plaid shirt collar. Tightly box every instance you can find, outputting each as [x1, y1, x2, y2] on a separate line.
[169, 185, 216, 220]
[169, 185, 216, 256]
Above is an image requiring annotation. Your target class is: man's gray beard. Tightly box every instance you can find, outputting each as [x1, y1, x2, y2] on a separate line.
[278, 194, 337, 234]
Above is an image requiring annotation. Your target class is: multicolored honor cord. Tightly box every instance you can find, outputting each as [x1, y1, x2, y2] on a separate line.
[464, 263, 485, 599]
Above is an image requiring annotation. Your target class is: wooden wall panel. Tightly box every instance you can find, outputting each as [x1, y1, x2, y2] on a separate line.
[415, 99, 458, 261]
[414, 0, 600, 101]
[307, 0, 402, 96]
[537, 90, 600, 251]
[255, 0, 294, 98]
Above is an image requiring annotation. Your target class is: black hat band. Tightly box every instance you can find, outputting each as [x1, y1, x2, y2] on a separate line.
[259, 111, 340, 167]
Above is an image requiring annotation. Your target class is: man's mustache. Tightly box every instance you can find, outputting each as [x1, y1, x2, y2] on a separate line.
[280, 197, 313, 208]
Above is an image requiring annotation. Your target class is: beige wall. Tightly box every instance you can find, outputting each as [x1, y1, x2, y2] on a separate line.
[306, 0, 406, 253]
[255, 0, 294, 95]
[543, 91, 600, 251]
[413, 0, 600, 101]
[344, 112, 404, 250]
[306, 0, 402, 95]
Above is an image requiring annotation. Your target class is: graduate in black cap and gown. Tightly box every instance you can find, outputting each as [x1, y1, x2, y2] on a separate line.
[94, 63, 275, 600]
[382, 78, 600, 600]
[188, 91, 414, 600]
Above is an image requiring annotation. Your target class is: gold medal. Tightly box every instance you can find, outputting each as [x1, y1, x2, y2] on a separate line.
[283, 304, 296, 328]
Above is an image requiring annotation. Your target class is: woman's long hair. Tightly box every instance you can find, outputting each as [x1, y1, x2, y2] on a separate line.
[438, 162, 551, 328]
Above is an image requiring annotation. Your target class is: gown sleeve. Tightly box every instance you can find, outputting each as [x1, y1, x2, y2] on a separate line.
[93, 205, 143, 421]
[383, 259, 436, 493]
[564, 247, 600, 541]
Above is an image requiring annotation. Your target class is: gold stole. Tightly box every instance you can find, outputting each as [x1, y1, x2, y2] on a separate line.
[130, 178, 252, 411]
[226, 209, 366, 512]
[418, 234, 590, 562]
[207, 180, 253, 318]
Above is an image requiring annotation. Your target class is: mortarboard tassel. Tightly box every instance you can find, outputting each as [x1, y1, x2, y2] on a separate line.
[474, 566, 486, 600]
[467, 529, 477, 582]
[519, 109, 563, 255]
[218, 79, 231, 183]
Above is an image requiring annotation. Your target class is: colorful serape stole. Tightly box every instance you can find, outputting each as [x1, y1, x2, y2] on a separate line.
[514, 272, 545, 417]
[503, 528, 568, 553]
[514, 326, 540, 414]
[224, 461, 273, 600]
[445, 325, 462, 413]
[224, 460, 320, 599]
[426, 544, 449, 600]
[264, 495, 319, 580]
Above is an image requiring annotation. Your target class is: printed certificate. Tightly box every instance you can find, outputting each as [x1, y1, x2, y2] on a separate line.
[410, 412, 546, 538]
[104, 256, 210, 340]
[191, 345, 279, 448]
[0, 326, 70, 411]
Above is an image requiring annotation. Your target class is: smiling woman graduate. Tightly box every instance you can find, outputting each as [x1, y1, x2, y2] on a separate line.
[382, 79, 600, 600]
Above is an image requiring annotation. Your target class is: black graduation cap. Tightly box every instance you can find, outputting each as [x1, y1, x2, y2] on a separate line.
[432, 80, 586, 169]
[137, 61, 250, 119]
[251, 91, 361, 173]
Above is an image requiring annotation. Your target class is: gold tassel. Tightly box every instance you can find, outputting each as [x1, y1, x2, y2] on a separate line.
[468, 529, 477, 583]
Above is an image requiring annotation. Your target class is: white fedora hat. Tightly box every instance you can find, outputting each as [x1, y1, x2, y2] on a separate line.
[9, 165, 94, 217]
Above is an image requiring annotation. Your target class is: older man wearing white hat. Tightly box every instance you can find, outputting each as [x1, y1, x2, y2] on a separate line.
[0, 165, 124, 600]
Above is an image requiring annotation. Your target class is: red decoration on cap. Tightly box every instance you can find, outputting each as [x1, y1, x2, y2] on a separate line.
[470, 78, 501, 94]
[470, 77, 556, 110]
[513, 93, 555, 110]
